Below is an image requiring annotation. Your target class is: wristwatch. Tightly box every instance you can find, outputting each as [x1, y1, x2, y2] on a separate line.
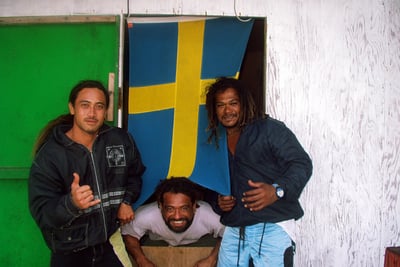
[272, 184, 285, 199]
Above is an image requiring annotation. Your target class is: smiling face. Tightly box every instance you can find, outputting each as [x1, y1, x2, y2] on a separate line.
[159, 192, 196, 233]
[215, 87, 241, 131]
[68, 87, 107, 136]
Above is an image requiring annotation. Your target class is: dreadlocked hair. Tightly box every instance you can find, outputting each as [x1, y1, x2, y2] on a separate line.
[205, 77, 263, 148]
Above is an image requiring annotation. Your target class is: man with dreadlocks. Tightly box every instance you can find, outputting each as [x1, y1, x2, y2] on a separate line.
[121, 177, 224, 267]
[204, 77, 313, 267]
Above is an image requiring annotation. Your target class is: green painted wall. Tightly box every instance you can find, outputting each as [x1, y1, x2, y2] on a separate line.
[0, 17, 120, 266]
[0, 179, 50, 266]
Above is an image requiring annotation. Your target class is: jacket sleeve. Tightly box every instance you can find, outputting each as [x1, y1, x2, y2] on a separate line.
[123, 133, 146, 205]
[28, 158, 82, 229]
[267, 120, 313, 201]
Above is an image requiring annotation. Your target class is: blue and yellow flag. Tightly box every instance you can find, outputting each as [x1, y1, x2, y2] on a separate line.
[127, 17, 254, 207]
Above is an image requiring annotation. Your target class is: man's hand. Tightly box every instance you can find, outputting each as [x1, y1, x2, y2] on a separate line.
[118, 202, 135, 225]
[217, 195, 236, 212]
[241, 180, 278, 211]
[70, 172, 101, 209]
[136, 257, 156, 267]
[193, 237, 220, 267]
[193, 256, 217, 267]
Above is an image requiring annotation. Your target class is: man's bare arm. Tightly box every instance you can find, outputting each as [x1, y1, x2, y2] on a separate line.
[122, 234, 156, 267]
[193, 238, 221, 267]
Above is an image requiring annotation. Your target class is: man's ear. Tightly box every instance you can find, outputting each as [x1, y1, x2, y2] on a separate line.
[68, 102, 75, 115]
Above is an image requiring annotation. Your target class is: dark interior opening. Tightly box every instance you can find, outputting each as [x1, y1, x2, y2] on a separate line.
[239, 18, 266, 114]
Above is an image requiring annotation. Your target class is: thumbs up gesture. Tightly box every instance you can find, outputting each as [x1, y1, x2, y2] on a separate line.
[70, 172, 101, 210]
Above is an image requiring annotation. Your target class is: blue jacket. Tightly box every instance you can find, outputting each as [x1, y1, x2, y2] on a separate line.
[221, 116, 312, 227]
[29, 124, 145, 254]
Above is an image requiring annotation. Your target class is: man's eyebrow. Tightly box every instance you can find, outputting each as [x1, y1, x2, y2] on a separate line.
[78, 100, 105, 105]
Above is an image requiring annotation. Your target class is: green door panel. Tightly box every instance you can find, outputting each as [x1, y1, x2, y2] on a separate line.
[0, 18, 120, 176]
[0, 17, 120, 267]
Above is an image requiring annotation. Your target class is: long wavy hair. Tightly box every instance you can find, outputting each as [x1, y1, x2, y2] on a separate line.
[32, 80, 109, 154]
[205, 77, 263, 147]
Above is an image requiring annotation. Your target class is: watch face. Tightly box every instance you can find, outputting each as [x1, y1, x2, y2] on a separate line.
[277, 188, 284, 198]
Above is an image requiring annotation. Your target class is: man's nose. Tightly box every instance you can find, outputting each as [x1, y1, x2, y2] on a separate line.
[88, 106, 95, 116]
[173, 209, 181, 218]
[224, 104, 233, 113]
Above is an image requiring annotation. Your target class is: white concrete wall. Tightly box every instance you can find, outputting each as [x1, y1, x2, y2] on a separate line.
[2, 1, 399, 266]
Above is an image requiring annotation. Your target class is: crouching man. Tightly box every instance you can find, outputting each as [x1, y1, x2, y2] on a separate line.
[122, 177, 224, 267]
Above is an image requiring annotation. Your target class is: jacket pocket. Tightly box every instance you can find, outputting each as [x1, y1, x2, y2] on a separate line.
[50, 224, 89, 253]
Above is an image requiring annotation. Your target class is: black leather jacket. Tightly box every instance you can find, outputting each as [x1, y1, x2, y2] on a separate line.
[29, 124, 145, 254]
[220, 116, 313, 226]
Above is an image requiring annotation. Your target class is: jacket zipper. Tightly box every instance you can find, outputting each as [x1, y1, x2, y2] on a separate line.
[90, 151, 108, 242]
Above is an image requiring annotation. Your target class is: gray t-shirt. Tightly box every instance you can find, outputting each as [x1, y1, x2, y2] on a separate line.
[121, 201, 225, 246]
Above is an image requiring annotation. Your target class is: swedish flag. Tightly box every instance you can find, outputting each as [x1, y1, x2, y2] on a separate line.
[127, 17, 254, 207]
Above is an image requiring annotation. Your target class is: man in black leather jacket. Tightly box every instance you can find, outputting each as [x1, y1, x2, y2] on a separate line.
[29, 80, 146, 267]
[205, 77, 312, 267]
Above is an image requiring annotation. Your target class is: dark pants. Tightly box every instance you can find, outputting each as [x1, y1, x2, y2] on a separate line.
[50, 241, 123, 267]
